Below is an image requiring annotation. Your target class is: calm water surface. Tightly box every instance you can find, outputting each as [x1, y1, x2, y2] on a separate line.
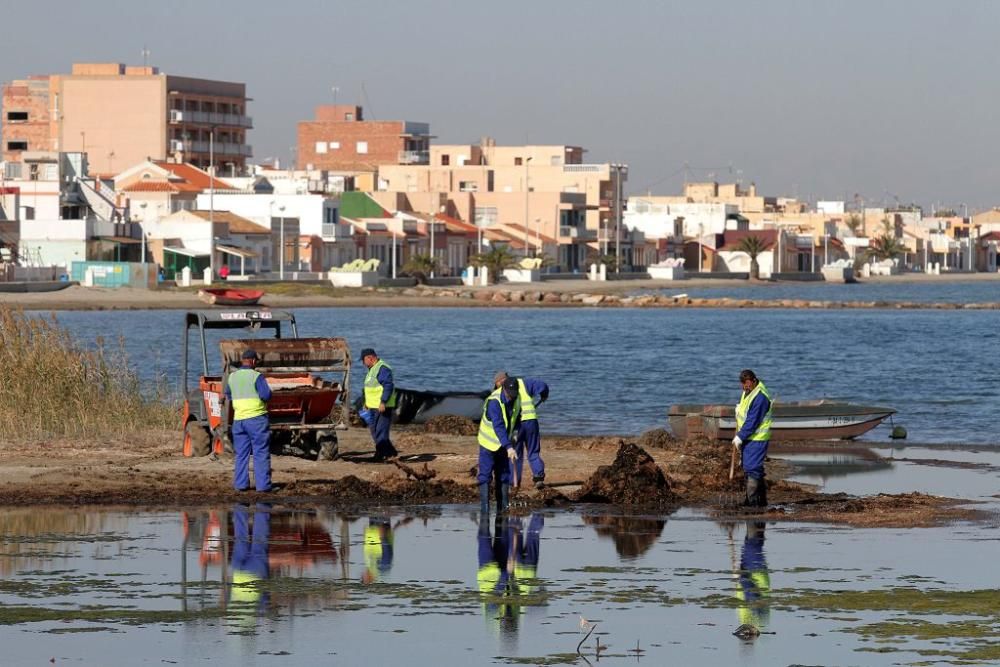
[645, 278, 1000, 304]
[1, 505, 996, 666]
[54, 307, 1000, 446]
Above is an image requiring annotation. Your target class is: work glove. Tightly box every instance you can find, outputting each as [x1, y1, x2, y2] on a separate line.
[732, 435, 743, 451]
[506, 447, 518, 463]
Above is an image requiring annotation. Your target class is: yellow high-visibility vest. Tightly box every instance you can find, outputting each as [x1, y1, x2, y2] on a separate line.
[736, 381, 772, 442]
[478, 388, 521, 452]
[364, 359, 397, 409]
[517, 379, 537, 422]
[229, 368, 267, 421]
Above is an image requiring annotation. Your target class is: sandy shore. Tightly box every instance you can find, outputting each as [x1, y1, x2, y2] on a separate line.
[1, 272, 998, 312]
[0, 426, 983, 528]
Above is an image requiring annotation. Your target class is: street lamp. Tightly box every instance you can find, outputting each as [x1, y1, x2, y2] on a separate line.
[523, 156, 533, 257]
[209, 127, 215, 277]
[139, 202, 148, 266]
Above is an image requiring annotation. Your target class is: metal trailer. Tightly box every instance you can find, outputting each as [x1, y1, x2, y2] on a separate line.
[181, 309, 351, 461]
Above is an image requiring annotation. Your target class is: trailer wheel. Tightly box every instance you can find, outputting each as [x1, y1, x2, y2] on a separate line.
[183, 422, 212, 457]
[317, 435, 339, 461]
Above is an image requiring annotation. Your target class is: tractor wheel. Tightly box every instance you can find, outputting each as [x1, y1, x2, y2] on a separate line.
[183, 422, 212, 457]
[317, 435, 339, 461]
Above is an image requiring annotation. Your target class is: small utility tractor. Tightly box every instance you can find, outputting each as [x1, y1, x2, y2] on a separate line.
[180, 309, 350, 461]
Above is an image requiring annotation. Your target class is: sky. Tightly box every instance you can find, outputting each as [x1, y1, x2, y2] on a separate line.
[2, 0, 999, 211]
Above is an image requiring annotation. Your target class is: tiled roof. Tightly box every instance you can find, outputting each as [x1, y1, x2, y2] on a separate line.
[190, 210, 269, 234]
[718, 229, 777, 251]
[152, 161, 236, 192]
[122, 181, 180, 192]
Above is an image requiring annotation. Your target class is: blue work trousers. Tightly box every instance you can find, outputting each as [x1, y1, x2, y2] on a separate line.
[477, 446, 512, 486]
[368, 408, 397, 457]
[515, 419, 545, 481]
[233, 415, 272, 492]
[741, 439, 769, 480]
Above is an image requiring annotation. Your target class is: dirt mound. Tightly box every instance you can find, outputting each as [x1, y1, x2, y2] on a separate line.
[780, 491, 985, 528]
[425, 415, 478, 436]
[636, 428, 677, 450]
[665, 436, 744, 500]
[582, 514, 668, 558]
[287, 474, 477, 504]
[574, 441, 677, 505]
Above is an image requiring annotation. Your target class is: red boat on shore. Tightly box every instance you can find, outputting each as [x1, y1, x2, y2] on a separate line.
[197, 287, 265, 306]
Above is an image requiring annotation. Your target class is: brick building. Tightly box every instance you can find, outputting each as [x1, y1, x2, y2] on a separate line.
[2, 62, 251, 175]
[296, 105, 432, 172]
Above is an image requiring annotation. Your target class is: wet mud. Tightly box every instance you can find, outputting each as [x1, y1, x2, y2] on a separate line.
[0, 429, 987, 527]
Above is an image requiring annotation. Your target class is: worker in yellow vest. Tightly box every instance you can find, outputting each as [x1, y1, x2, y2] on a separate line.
[477, 378, 521, 514]
[732, 369, 773, 507]
[493, 371, 550, 489]
[225, 349, 272, 492]
[360, 348, 399, 462]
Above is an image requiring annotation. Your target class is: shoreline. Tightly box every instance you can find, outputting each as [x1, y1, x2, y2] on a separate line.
[1, 275, 999, 312]
[0, 428, 988, 528]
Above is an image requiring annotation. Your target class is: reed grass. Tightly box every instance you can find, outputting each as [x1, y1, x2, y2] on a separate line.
[0, 307, 176, 440]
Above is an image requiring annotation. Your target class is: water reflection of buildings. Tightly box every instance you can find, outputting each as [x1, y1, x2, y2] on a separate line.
[0, 510, 127, 576]
[582, 514, 667, 559]
[476, 513, 545, 651]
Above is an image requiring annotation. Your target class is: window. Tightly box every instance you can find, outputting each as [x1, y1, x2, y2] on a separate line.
[514, 157, 523, 166]
[459, 181, 478, 192]
[550, 155, 562, 166]
[356, 141, 368, 154]
[345, 113, 354, 121]
[7, 141, 28, 150]
[329, 141, 340, 150]
[441, 154, 450, 166]
[315, 141, 327, 154]
[6, 111, 28, 122]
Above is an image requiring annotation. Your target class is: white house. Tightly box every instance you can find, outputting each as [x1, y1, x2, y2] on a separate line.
[625, 197, 745, 240]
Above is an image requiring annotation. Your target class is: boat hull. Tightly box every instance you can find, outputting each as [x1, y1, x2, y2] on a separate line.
[668, 402, 896, 441]
[198, 288, 264, 306]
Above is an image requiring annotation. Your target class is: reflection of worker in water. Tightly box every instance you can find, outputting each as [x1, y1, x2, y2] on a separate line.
[511, 513, 543, 600]
[229, 503, 271, 616]
[362, 517, 394, 584]
[734, 521, 771, 630]
[732, 369, 772, 507]
[477, 516, 518, 635]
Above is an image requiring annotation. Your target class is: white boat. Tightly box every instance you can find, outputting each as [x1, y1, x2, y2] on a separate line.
[668, 400, 896, 441]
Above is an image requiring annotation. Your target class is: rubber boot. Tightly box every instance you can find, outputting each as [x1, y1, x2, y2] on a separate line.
[745, 477, 761, 508]
[758, 477, 768, 507]
[479, 483, 490, 514]
[496, 483, 510, 514]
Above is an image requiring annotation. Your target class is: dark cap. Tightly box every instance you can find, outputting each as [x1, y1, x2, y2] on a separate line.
[502, 377, 519, 395]
[241, 348, 258, 360]
[360, 348, 377, 360]
[493, 370, 508, 386]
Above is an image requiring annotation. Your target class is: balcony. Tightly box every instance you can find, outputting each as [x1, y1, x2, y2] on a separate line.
[562, 164, 605, 173]
[170, 139, 253, 157]
[398, 150, 429, 165]
[169, 110, 253, 128]
[560, 226, 596, 240]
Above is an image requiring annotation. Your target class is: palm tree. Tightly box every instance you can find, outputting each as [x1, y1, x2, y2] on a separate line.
[736, 235, 769, 280]
[867, 234, 904, 262]
[470, 245, 519, 284]
[845, 212, 863, 237]
[401, 254, 439, 285]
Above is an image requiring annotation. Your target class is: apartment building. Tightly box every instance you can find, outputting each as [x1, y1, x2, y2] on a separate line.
[296, 105, 432, 172]
[375, 138, 627, 270]
[2, 62, 251, 175]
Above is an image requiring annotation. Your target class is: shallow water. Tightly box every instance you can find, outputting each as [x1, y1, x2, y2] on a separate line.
[0, 505, 997, 666]
[53, 306, 1000, 445]
[645, 278, 1000, 304]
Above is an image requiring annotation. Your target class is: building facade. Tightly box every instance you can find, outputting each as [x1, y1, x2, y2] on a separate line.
[2, 62, 251, 174]
[296, 105, 432, 172]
